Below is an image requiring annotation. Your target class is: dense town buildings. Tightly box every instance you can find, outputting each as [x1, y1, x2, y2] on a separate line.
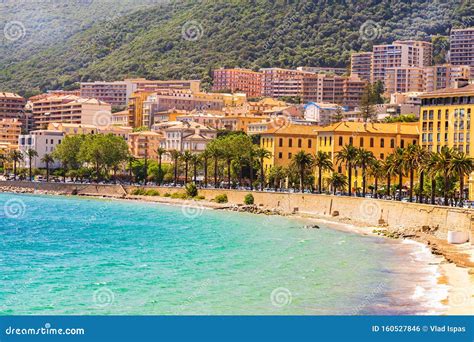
[212, 68, 263, 98]
[18, 130, 64, 168]
[0, 118, 22, 152]
[450, 28, 474, 68]
[350, 52, 373, 82]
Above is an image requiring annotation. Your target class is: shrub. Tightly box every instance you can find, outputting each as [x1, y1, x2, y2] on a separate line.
[214, 194, 228, 203]
[163, 193, 171, 197]
[170, 192, 187, 199]
[195, 195, 205, 200]
[131, 188, 146, 196]
[145, 189, 160, 196]
[244, 193, 254, 205]
[185, 183, 198, 197]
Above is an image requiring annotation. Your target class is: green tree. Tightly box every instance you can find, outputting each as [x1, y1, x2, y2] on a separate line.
[336, 145, 357, 196]
[168, 150, 181, 186]
[313, 151, 333, 194]
[41, 153, 55, 182]
[181, 151, 193, 185]
[9, 150, 24, 179]
[355, 147, 375, 197]
[291, 151, 314, 192]
[329, 173, 348, 195]
[25, 148, 38, 181]
[156, 147, 167, 185]
[254, 147, 272, 191]
[450, 150, 473, 206]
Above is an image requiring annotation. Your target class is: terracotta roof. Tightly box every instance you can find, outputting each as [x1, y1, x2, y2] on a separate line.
[0, 92, 24, 99]
[419, 84, 474, 97]
[261, 124, 321, 136]
[317, 122, 420, 135]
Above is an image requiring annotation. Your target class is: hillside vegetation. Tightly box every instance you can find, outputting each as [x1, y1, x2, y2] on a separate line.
[1, 0, 473, 95]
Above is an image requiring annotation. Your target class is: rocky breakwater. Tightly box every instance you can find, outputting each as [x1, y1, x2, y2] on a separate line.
[227, 204, 288, 216]
[0, 185, 67, 196]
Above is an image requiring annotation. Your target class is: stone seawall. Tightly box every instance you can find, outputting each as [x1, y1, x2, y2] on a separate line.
[2, 181, 473, 240]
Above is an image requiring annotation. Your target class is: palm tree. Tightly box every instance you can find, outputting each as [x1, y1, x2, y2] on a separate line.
[450, 150, 473, 206]
[127, 155, 136, 184]
[9, 150, 23, 179]
[168, 150, 181, 186]
[268, 165, 287, 191]
[402, 144, 420, 202]
[207, 143, 221, 188]
[386, 148, 405, 201]
[368, 159, 383, 199]
[335, 145, 357, 196]
[190, 153, 201, 184]
[426, 153, 439, 205]
[248, 148, 255, 190]
[291, 151, 314, 192]
[221, 148, 234, 190]
[413, 147, 431, 203]
[253, 147, 272, 191]
[431, 146, 457, 206]
[181, 151, 193, 184]
[0, 152, 7, 173]
[155, 147, 167, 185]
[313, 151, 333, 194]
[382, 156, 395, 199]
[329, 172, 348, 195]
[41, 154, 55, 182]
[25, 148, 38, 181]
[355, 147, 375, 197]
[201, 149, 210, 187]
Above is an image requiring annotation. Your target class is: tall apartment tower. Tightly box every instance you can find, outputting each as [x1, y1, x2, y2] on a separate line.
[350, 52, 373, 82]
[372, 40, 433, 83]
[450, 28, 474, 68]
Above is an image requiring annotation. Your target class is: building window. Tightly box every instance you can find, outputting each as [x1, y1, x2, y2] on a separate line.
[324, 137, 327, 146]
[380, 153, 384, 160]
[288, 138, 292, 147]
[349, 137, 353, 145]
[279, 138, 283, 147]
[298, 138, 302, 148]
[370, 138, 374, 148]
[390, 139, 395, 148]
[360, 137, 364, 147]
[288, 152, 292, 159]
[278, 152, 282, 159]
[308, 139, 312, 148]
[380, 138, 384, 148]
[338, 136, 343, 146]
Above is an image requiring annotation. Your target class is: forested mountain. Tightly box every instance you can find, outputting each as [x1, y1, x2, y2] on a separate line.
[1, 0, 473, 95]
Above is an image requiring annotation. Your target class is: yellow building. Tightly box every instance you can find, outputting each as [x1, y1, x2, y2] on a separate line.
[128, 91, 154, 128]
[260, 125, 318, 171]
[317, 122, 419, 191]
[47, 122, 98, 135]
[419, 82, 474, 198]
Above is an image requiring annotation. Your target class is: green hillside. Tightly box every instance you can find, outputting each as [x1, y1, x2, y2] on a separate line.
[1, 0, 473, 96]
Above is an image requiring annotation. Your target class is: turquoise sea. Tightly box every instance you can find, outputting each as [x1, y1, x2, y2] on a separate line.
[0, 193, 446, 315]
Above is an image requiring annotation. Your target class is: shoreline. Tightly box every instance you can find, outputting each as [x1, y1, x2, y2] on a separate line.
[1, 186, 473, 315]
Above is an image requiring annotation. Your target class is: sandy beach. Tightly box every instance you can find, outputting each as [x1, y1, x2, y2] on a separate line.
[1, 185, 473, 315]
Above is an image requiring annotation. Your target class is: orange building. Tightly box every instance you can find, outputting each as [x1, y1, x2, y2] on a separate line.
[0, 118, 22, 151]
[212, 68, 263, 98]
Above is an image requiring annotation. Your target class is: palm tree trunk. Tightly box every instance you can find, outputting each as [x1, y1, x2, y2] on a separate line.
[300, 167, 304, 193]
[347, 165, 352, 196]
[239, 165, 243, 187]
[13, 160, 17, 178]
[29, 156, 32, 181]
[227, 159, 231, 189]
[129, 160, 133, 185]
[158, 155, 162, 185]
[443, 171, 449, 206]
[431, 177, 436, 205]
[46, 162, 50, 182]
[418, 171, 424, 203]
[362, 165, 366, 197]
[214, 157, 218, 188]
[409, 169, 414, 202]
[260, 159, 264, 191]
[174, 159, 178, 186]
[459, 173, 464, 206]
[249, 159, 254, 190]
[374, 176, 378, 199]
[318, 168, 322, 194]
[204, 158, 208, 187]
[387, 175, 391, 198]
[185, 162, 188, 184]
[398, 172, 403, 201]
[193, 163, 197, 184]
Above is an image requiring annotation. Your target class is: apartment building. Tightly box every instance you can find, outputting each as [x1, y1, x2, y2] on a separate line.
[128, 131, 163, 159]
[31, 95, 112, 129]
[80, 81, 128, 107]
[297, 66, 347, 76]
[372, 40, 432, 83]
[0, 118, 22, 151]
[384, 67, 425, 95]
[423, 64, 472, 92]
[80, 79, 201, 107]
[450, 28, 474, 68]
[317, 122, 419, 192]
[47, 122, 98, 135]
[350, 52, 373, 82]
[419, 81, 474, 198]
[212, 68, 263, 98]
[304, 103, 340, 125]
[0, 92, 26, 121]
[261, 68, 309, 99]
[260, 125, 318, 171]
[18, 130, 64, 168]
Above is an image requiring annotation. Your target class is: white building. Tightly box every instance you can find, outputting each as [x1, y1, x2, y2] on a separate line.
[304, 102, 339, 125]
[18, 130, 64, 168]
